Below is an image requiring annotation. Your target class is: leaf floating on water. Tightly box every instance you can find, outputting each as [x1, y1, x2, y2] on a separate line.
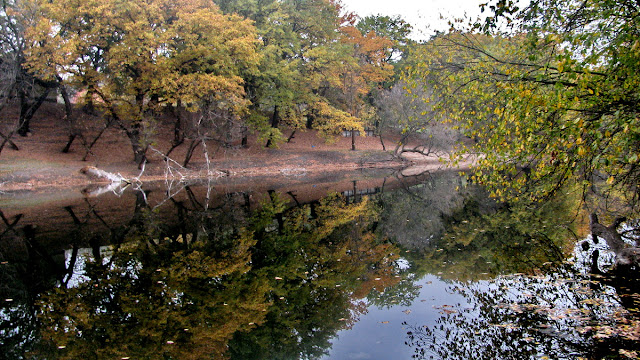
[491, 323, 518, 330]
[576, 326, 592, 334]
[619, 350, 638, 359]
[402, 310, 412, 315]
[379, 321, 389, 324]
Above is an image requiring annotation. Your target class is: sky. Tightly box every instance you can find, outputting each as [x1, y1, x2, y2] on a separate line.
[340, 0, 487, 39]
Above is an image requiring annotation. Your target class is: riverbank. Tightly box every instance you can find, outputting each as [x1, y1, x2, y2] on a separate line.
[0, 103, 456, 193]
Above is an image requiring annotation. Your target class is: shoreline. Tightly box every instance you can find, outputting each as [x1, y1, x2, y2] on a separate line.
[0, 151, 408, 192]
[0, 148, 473, 195]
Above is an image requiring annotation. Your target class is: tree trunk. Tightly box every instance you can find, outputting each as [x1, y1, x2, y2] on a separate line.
[81, 123, 110, 161]
[379, 134, 386, 151]
[242, 131, 248, 147]
[62, 134, 77, 153]
[125, 125, 147, 169]
[0, 130, 19, 154]
[59, 82, 79, 153]
[590, 213, 640, 271]
[166, 100, 185, 158]
[18, 88, 50, 136]
[183, 139, 202, 168]
[266, 105, 279, 148]
[351, 129, 356, 151]
[287, 129, 296, 143]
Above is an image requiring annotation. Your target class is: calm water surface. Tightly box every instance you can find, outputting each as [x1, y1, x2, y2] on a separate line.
[0, 170, 637, 359]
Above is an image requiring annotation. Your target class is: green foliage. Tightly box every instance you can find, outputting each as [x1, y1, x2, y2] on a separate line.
[405, 1, 640, 213]
[24, 0, 260, 162]
[356, 14, 414, 64]
[10, 0, 409, 156]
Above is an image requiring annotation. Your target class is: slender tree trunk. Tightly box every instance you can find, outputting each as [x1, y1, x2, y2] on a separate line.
[0, 130, 19, 154]
[183, 138, 202, 168]
[59, 82, 79, 153]
[241, 126, 248, 148]
[351, 129, 356, 151]
[17, 88, 50, 136]
[287, 129, 296, 143]
[62, 134, 76, 153]
[166, 100, 185, 158]
[379, 134, 386, 151]
[266, 105, 279, 148]
[81, 122, 110, 161]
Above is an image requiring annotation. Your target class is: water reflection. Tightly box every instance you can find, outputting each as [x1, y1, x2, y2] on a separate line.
[0, 172, 638, 359]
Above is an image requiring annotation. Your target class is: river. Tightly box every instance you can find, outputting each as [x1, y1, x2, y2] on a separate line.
[0, 169, 637, 359]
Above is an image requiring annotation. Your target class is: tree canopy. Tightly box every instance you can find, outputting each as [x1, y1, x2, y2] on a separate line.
[25, 0, 261, 165]
[404, 0, 640, 215]
[0, 0, 407, 162]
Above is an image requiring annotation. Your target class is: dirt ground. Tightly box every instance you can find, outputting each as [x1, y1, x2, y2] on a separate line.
[0, 102, 448, 193]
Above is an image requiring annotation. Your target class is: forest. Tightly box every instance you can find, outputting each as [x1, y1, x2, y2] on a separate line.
[2, 0, 640, 234]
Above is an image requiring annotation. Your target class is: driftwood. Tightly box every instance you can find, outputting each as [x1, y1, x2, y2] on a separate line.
[590, 213, 640, 271]
[80, 166, 127, 183]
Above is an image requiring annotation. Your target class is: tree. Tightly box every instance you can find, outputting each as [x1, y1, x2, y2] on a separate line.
[406, 0, 640, 214]
[356, 14, 413, 65]
[25, 0, 260, 167]
[302, 22, 395, 150]
[212, 0, 398, 150]
[338, 25, 394, 151]
[0, 0, 58, 154]
[374, 80, 459, 157]
[234, 0, 334, 147]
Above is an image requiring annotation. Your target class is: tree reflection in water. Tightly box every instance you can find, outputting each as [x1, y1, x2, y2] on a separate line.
[2, 173, 640, 359]
[388, 176, 640, 359]
[11, 189, 400, 359]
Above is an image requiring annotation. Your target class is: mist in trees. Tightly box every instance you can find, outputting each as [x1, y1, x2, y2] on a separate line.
[373, 81, 460, 157]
